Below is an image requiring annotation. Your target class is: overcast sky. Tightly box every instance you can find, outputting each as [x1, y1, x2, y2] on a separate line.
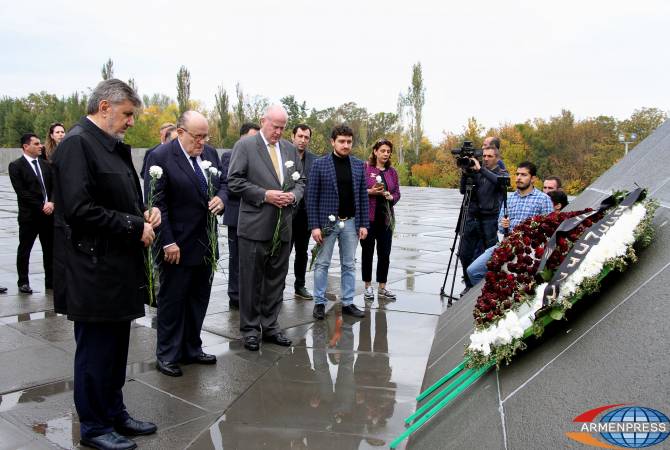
[1, 0, 668, 142]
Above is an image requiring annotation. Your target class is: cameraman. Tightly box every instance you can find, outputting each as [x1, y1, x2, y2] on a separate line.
[458, 145, 508, 296]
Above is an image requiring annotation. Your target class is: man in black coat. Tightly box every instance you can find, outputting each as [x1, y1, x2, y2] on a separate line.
[8, 133, 54, 294]
[220, 122, 259, 310]
[146, 110, 224, 377]
[52, 79, 160, 450]
[290, 124, 318, 300]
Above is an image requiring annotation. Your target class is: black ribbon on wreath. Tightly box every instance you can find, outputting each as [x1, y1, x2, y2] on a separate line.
[536, 187, 646, 313]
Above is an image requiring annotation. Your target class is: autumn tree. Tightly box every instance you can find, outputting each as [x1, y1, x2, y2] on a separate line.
[176, 66, 191, 116]
[214, 86, 229, 146]
[406, 62, 426, 158]
[101, 58, 114, 80]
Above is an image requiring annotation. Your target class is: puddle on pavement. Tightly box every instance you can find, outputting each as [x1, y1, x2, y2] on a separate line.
[32, 413, 79, 449]
[0, 380, 74, 413]
[0, 310, 58, 325]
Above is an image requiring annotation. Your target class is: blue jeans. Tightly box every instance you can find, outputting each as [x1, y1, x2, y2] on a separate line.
[466, 244, 497, 287]
[313, 218, 358, 306]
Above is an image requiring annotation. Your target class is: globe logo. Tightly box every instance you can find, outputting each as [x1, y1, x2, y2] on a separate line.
[599, 406, 670, 448]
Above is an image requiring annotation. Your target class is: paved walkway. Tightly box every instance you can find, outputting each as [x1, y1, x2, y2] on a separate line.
[0, 175, 466, 450]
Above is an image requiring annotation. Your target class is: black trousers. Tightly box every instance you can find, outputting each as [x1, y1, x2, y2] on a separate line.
[291, 208, 311, 288]
[156, 263, 212, 363]
[459, 216, 498, 287]
[238, 237, 291, 338]
[74, 320, 131, 439]
[361, 219, 393, 283]
[17, 217, 53, 287]
[227, 226, 239, 304]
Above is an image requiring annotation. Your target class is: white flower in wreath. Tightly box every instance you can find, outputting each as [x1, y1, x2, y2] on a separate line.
[291, 171, 300, 181]
[469, 330, 492, 356]
[328, 215, 336, 222]
[338, 220, 345, 229]
[285, 160, 294, 168]
[148, 165, 163, 179]
[199, 160, 212, 170]
[376, 175, 382, 183]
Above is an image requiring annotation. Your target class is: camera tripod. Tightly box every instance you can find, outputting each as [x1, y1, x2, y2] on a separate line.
[439, 176, 475, 305]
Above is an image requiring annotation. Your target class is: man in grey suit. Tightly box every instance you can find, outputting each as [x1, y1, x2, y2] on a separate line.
[220, 123, 260, 310]
[227, 105, 305, 351]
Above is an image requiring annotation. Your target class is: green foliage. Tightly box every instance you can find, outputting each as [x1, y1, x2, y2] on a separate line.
[176, 66, 191, 116]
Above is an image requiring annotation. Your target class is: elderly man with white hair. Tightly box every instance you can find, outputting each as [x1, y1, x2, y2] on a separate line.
[227, 105, 306, 351]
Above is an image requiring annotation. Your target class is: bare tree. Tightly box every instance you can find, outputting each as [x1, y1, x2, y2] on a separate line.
[101, 58, 114, 80]
[176, 66, 191, 116]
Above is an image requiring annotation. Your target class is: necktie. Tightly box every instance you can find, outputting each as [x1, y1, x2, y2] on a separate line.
[190, 156, 208, 196]
[267, 144, 281, 180]
[31, 160, 47, 202]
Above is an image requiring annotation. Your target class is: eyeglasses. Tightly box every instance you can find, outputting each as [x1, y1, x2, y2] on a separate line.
[180, 128, 210, 142]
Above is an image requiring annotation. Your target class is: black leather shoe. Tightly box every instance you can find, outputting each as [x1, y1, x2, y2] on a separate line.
[313, 304, 325, 320]
[80, 431, 137, 450]
[228, 300, 239, 310]
[0, 286, 7, 294]
[156, 359, 182, 377]
[243, 336, 259, 351]
[263, 332, 292, 347]
[342, 304, 365, 318]
[114, 416, 157, 436]
[18, 284, 32, 294]
[459, 286, 471, 297]
[184, 352, 217, 365]
[294, 286, 313, 300]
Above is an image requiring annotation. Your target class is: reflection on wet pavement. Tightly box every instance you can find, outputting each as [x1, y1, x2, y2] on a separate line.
[0, 180, 463, 449]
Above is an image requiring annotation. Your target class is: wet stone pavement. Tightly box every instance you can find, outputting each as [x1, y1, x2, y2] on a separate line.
[0, 175, 467, 450]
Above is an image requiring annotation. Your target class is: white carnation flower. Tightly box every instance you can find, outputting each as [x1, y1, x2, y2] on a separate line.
[328, 215, 336, 222]
[338, 220, 345, 229]
[468, 330, 492, 356]
[208, 166, 219, 175]
[291, 171, 300, 181]
[200, 160, 212, 170]
[148, 165, 163, 179]
[285, 160, 294, 168]
[376, 175, 382, 183]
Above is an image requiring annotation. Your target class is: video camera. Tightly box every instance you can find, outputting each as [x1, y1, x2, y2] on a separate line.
[451, 141, 483, 170]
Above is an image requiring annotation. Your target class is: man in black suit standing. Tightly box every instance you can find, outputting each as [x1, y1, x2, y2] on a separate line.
[290, 124, 317, 300]
[227, 105, 305, 351]
[9, 133, 54, 294]
[52, 79, 159, 450]
[221, 122, 260, 310]
[147, 110, 224, 377]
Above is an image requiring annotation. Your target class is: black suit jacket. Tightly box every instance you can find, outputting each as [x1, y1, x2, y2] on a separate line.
[146, 139, 225, 266]
[220, 150, 239, 227]
[8, 156, 53, 223]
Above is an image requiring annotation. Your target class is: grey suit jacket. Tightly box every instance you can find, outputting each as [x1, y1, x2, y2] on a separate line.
[227, 134, 305, 242]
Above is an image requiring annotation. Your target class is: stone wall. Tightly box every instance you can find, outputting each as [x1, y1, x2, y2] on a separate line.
[0, 148, 229, 174]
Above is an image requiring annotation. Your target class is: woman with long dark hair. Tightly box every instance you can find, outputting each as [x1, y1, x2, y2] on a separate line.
[362, 139, 401, 301]
[44, 122, 65, 161]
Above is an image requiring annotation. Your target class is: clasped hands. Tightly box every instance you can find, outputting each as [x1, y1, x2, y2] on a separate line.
[265, 190, 295, 208]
